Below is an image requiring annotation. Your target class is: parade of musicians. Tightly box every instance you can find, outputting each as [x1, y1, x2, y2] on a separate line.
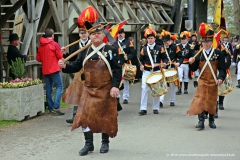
[0, 0, 240, 159]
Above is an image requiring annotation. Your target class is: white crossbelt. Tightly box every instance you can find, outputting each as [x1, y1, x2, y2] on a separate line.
[197, 49, 217, 83]
[146, 46, 154, 70]
[118, 41, 125, 55]
[82, 43, 113, 77]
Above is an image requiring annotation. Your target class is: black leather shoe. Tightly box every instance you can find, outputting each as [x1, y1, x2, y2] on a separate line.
[159, 102, 163, 108]
[79, 144, 94, 156]
[218, 103, 224, 110]
[170, 102, 175, 106]
[184, 89, 188, 94]
[153, 110, 159, 114]
[139, 110, 147, 116]
[100, 143, 109, 153]
[123, 99, 128, 104]
[195, 121, 205, 130]
[209, 121, 216, 129]
[66, 118, 74, 124]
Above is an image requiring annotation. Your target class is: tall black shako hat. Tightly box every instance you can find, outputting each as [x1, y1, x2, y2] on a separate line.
[198, 23, 214, 41]
[78, 6, 103, 34]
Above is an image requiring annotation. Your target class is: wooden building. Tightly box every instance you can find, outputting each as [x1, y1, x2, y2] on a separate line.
[0, 0, 208, 85]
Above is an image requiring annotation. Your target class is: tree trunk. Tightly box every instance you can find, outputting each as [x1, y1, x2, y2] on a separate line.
[232, 0, 240, 35]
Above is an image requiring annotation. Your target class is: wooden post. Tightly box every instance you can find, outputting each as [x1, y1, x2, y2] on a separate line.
[195, 0, 207, 34]
[0, 1, 3, 82]
[56, 0, 64, 46]
[173, 0, 184, 33]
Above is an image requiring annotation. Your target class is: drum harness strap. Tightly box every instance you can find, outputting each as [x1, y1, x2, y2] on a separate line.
[146, 46, 155, 72]
[164, 46, 172, 69]
[118, 41, 132, 64]
[82, 43, 113, 77]
[197, 49, 217, 83]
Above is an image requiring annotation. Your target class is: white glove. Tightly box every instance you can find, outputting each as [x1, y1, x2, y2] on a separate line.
[231, 62, 236, 67]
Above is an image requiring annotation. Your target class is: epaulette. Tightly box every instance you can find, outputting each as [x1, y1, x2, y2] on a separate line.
[190, 44, 195, 50]
[236, 44, 240, 49]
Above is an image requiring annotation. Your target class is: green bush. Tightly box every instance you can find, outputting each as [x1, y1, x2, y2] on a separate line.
[9, 57, 25, 79]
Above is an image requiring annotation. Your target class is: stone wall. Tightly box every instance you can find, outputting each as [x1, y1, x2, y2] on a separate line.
[0, 84, 45, 121]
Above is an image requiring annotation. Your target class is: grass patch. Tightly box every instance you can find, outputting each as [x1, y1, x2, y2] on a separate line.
[0, 119, 18, 127]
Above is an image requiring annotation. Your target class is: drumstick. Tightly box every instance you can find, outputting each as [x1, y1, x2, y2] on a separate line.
[64, 40, 80, 49]
[64, 43, 92, 63]
[137, 57, 142, 66]
[160, 60, 165, 79]
[192, 48, 203, 59]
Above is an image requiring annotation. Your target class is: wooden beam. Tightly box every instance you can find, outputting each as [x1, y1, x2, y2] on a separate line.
[71, 0, 81, 15]
[159, 5, 174, 24]
[63, 1, 69, 46]
[56, 0, 64, 46]
[68, 2, 74, 16]
[47, 0, 62, 32]
[0, 1, 3, 82]
[38, 10, 52, 33]
[150, 4, 165, 24]
[140, 2, 158, 24]
[67, 23, 78, 36]
[109, 0, 125, 21]
[103, 0, 121, 22]
[0, 0, 28, 28]
[87, 0, 107, 23]
[135, 2, 151, 23]
[123, 0, 141, 23]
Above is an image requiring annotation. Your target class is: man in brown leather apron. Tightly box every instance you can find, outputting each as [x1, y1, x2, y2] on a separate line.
[58, 6, 121, 156]
[188, 23, 226, 130]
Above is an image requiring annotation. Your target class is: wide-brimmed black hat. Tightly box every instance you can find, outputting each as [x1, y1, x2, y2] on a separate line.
[199, 23, 214, 42]
[8, 33, 19, 42]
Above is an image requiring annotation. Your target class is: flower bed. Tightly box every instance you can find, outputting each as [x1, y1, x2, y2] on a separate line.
[0, 78, 42, 88]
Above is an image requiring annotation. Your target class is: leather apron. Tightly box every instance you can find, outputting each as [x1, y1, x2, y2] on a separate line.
[62, 69, 84, 105]
[72, 59, 118, 138]
[187, 60, 218, 115]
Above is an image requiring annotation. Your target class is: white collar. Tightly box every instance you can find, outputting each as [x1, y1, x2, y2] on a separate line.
[118, 38, 125, 43]
[81, 39, 89, 46]
[204, 47, 213, 54]
[147, 43, 156, 50]
[182, 43, 188, 48]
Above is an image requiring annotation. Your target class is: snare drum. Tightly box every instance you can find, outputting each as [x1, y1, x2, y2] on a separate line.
[122, 63, 137, 81]
[164, 69, 178, 83]
[218, 77, 234, 96]
[146, 72, 168, 97]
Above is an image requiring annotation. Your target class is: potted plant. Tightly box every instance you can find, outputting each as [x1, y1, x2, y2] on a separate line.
[0, 58, 45, 121]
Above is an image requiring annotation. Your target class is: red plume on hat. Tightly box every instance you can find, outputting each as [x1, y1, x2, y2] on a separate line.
[78, 6, 101, 33]
[198, 23, 215, 41]
[180, 31, 191, 39]
[144, 24, 156, 38]
[171, 34, 178, 42]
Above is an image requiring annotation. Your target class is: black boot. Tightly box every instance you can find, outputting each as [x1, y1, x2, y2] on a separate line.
[209, 114, 216, 129]
[236, 80, 240, 88]
[100, 133, 109, 153]
[79, 131, 94, 156]
[66, 106, 78, 124]
[184, 82, 188, 94]
[215, 102, 218, 118]
[176, 82, 182, 95]
[204, 111, 208, 119]
[218, 96, 224, 110]
[117, 98, 122, 111]
[195, 111, 205, 130]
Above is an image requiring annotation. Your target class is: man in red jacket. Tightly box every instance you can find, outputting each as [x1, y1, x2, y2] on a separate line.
[37, 28, 64, 115]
